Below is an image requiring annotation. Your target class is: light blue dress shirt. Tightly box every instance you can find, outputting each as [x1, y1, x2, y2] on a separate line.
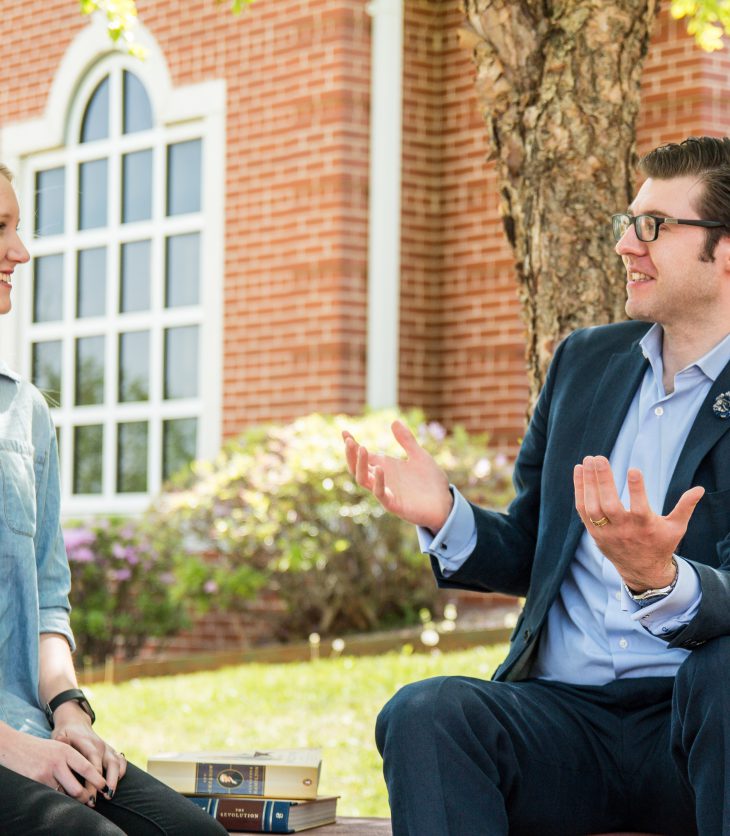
[0, 364, 74, 737]
[419, 325, 730, 685]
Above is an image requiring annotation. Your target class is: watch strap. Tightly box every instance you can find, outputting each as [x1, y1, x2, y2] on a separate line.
[44, 688, 96, 729]
[625, 556, 679, 607]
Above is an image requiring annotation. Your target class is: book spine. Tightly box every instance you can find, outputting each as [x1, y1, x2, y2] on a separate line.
[192, 762, 317, 798]
[188, 797, 293, 833]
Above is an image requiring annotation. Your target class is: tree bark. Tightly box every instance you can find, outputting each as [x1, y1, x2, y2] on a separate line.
[460, 0, 659, 407]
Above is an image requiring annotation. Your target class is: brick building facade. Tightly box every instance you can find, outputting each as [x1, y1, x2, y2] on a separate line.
[1, 1, 729, 652]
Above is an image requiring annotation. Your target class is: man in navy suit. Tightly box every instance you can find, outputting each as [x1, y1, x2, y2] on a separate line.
[344, 136, 730, 835]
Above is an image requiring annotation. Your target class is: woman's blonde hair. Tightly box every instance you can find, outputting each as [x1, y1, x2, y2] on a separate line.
[0, 164, 14, 183]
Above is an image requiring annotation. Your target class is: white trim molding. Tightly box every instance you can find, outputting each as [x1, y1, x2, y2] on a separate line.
[366, 0, 404, 409]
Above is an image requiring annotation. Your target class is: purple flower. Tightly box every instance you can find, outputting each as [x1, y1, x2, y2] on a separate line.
[124, 549, 140, 565]
[63, 528, 95, 551]
[203, 580, 219, 594]
[68, 546, 95, 563]
[427, 421, 447, 441]
[112, 542, 140, 564]
[112, 568, 132, 582]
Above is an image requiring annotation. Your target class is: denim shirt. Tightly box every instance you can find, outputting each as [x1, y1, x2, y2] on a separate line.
[0, 364, 74, 738]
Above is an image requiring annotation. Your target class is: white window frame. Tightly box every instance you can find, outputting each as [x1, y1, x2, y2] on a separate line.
[0, 16, 225, 517]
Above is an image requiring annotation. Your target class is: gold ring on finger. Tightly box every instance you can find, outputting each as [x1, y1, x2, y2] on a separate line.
[590, 516, 609, 527]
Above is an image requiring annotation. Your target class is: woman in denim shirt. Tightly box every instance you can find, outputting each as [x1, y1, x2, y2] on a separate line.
[0, 167, 226, 835]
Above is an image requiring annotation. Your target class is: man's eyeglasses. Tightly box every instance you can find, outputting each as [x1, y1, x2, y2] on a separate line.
[611, 213, 725, 243]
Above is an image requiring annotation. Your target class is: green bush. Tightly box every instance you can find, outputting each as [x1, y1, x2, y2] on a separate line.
[147, 410, 514, 641]
[64, 517, 190, 664]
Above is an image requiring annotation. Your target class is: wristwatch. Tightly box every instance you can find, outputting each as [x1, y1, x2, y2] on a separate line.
[44, 688, 96, 729]
[624, 556, 679, 607]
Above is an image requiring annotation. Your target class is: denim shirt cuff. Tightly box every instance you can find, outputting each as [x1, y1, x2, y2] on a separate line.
[39, 606, 76, 652]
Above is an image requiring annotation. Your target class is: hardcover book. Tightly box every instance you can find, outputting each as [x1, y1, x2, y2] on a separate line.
[188, 794, 338, 833]
[146, 748, 322, 800]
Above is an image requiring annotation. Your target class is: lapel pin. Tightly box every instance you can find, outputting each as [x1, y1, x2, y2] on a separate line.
[712, 391, 730, 419]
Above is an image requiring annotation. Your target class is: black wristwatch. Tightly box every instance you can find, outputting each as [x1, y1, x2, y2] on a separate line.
[44, 688, 96, 729]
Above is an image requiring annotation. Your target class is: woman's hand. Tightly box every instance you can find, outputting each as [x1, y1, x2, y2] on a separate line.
[0, 723, 108, 805]
[52, 704, 127, 802]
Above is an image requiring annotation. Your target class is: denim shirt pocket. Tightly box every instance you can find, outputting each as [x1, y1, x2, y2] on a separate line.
[0, 441, 37, 538]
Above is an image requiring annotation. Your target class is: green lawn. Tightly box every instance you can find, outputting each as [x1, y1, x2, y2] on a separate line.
[89, 643, 508, 818]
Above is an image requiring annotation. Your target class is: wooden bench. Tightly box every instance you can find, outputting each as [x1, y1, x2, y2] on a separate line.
[228, 819, 659, 834]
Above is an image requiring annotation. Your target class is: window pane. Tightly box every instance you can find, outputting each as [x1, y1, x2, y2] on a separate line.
[163, 417, 197, 481]
[167, 139, 201, 216]
[80, 76, 110, 143]
[35, 168, 65, 237]
[32, 341, 62, 407]
[165, 233, 199, 307]
[120, 240, 151, 313]
[118, 331, 149, 402]
[117, 421, 148, 492]
[123, 71, 153, 134]
[73, 425, 103, 494]
[33, 254, 64, 323]
[78, 159, 108, 230]
[75, 335, 105, 405]
[122, 150, 153, 223]
[164, 325, 198, 399]
[77, 247, 107, 318]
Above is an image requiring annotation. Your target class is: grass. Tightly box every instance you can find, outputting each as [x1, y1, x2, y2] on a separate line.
[89, 643, 509, 817]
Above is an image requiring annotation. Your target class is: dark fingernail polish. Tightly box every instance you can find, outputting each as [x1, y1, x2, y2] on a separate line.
[88, 796, 96, 807]
[108, 789, 115, 799]
[102, 784, 110, 795]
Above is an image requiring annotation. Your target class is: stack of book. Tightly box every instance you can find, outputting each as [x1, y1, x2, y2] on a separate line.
[146, 748, 338, 833]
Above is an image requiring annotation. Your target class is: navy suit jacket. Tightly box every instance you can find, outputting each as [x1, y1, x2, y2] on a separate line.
[433, 320, 730, 681]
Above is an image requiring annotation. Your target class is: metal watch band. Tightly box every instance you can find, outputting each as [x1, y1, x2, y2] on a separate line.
[44, 688, 96, 729]
[625, 556, 679, 607]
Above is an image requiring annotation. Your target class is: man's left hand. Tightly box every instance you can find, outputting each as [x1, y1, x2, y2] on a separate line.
[574, 455, 705, 591]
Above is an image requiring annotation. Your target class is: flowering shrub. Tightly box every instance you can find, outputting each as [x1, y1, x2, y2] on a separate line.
[147, 409, 514, 641]
[65, 517, 189, 663]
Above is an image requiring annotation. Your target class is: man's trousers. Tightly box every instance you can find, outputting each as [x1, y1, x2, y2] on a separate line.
[376, 636, 730, 835]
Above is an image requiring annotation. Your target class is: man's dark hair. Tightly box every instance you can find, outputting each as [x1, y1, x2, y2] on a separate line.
[639, 136, 730, 262]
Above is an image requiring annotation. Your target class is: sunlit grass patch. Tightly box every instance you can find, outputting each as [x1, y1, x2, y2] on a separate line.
[91, 643, 508, 817]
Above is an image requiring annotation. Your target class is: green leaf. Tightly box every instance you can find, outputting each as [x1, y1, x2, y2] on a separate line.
[671, 0, 730, 52]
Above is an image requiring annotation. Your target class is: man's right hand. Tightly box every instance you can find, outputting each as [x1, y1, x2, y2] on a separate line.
[0, 724, 108, 805]
[343, 420, 453, 533]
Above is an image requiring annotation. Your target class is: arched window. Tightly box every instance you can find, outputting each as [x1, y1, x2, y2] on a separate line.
[19, 44, 224, 516]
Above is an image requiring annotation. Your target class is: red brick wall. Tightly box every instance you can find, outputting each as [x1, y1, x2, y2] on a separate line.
[397, 0, 528, 451]
[423, 0, 527, 451]
[637, 11, 730, 153]
[138, 0, 373, 435]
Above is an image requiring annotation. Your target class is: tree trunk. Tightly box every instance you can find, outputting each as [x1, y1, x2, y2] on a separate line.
[460, 0, 659, 407]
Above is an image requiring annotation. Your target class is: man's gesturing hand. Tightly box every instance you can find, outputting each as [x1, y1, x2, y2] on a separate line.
[343, 420, 453, 533]
[574, 455, 705, 592]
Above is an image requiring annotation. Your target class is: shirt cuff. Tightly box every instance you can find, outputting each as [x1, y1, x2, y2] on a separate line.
[39, 606, 76, 653]
[416, 486, 477, 577]
[623, 557, 702, 637]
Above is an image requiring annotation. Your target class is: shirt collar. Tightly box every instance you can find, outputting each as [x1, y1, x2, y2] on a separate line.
[0, 362, 21, 383]
[639, 323, 730, 384]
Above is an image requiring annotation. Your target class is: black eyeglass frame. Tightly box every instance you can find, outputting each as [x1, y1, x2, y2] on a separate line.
[611, 213, 726, 243]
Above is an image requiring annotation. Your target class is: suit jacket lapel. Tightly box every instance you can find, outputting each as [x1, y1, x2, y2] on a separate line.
[663, 358, 730, 513]
[577, 344, 648, 460]
[557, 343, 648, 570]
